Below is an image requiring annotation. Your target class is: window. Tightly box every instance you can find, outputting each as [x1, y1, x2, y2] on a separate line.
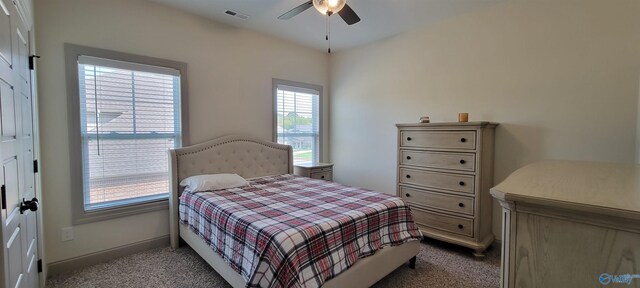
[273, 79, 322, 164]
[66, 44, 187, 224]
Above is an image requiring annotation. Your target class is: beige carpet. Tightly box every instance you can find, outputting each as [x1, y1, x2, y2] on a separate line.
[46, 238, 500, 288]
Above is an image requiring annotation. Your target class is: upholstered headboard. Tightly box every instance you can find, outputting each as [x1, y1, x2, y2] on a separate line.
[171, 135, 293, 183]
[168, 135, 293, 248]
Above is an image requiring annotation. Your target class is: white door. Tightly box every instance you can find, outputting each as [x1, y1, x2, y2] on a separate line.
[0, 0, 39, 287]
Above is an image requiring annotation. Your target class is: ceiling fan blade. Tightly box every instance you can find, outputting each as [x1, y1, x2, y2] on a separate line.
[278, 1, 313, 20]
[338, 3, 361, 25]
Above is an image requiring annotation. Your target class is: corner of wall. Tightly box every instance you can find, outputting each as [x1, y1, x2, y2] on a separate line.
[325, 51, 333, 163]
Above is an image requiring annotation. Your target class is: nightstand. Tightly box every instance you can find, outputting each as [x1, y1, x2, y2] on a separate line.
[294, 163, 333, 181]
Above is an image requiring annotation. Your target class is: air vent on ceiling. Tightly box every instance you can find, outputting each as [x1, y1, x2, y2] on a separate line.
[225, 9, 249, 20]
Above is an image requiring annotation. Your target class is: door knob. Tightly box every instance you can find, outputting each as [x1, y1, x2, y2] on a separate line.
[20, 197, 39, 214]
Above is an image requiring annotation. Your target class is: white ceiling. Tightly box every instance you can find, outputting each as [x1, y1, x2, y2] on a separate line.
[147, 0, 506, 52]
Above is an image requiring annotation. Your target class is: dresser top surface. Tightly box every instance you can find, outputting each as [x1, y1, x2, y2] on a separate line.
[491, 160, 640, 216]
[396, 121, 498, 128]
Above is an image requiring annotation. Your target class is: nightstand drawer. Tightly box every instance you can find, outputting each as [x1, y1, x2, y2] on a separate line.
[400, 131, 476, 150]
[312, 167, 332, 173]
[400, 150, 475, 171]
[310, 171, 332, 181]
[400, 168, 475, 194]
[400, 186, 474, 216]
[411, 207, 474, 237]
[294, 163, 333, 179]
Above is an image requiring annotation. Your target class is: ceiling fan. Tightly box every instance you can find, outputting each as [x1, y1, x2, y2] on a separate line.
[278, 0, 361, 25]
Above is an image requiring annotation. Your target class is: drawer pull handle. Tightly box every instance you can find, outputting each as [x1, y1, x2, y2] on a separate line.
[458, 224, 464, 229]
[458, 203, 465, 208]
[406, 175, 411, 179]
[460, 138, 467, 143]
[406, 156, 411, 160]
[407, 137, 412, 141]
[321, 176, 325, 179]
[405, 193, 411, 197]
[459, 159, 466, 164]
[459, 181, 465, 186]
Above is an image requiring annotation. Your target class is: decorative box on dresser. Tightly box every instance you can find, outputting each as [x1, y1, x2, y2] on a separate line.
[396, 122, 498, 256]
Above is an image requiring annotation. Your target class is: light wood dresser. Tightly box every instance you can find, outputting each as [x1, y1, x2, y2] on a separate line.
[294, 163, 333, 181]
[491, 161, 640, 288]
[396, 122, 497, 256]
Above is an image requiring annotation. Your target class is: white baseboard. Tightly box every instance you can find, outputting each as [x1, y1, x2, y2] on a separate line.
[47, 235, 170, 276]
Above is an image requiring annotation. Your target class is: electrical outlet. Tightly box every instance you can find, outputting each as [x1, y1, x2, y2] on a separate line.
[61, 227, 74, 242]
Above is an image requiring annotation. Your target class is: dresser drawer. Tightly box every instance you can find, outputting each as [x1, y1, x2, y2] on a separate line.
[400, 186, 474, 216]
[411, 207, 474, 237]
[310, 171, 332, 181]
[400, 131, 476, 150]
[400, 168, 475, 194]
[400, 150, 475, 171]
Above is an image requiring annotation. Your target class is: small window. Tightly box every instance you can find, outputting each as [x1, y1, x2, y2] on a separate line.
[66, 44, 188, 223]
[273, 79, 322, 164]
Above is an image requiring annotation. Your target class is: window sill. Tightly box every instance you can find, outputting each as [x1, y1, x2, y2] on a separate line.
[72, 197, 169, 225]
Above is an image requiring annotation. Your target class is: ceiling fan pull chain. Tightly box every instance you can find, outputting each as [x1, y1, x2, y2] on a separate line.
[326, 15, 331, 53]
[326, 15, 329, 41]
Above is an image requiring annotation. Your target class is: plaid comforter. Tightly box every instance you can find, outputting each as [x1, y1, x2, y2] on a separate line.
[179, 174, 422, 288]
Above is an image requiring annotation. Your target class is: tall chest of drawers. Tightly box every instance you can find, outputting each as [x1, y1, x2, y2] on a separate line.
[396, 122, 498, 256]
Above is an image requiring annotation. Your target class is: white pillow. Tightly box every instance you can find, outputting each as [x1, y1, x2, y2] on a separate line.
[180, 173, 248, 192]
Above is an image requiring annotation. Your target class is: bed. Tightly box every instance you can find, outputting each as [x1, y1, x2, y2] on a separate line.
[168, 135, 422, 288]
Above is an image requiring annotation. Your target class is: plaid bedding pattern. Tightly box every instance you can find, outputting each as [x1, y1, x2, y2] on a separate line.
[179, 174, 422, 288]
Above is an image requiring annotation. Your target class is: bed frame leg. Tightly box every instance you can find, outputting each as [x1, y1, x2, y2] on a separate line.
[408, 256, 416, 269]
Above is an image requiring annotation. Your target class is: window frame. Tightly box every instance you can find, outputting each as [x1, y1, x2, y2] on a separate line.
[272, 79, 323, 164]
[65, 43, 189, 224]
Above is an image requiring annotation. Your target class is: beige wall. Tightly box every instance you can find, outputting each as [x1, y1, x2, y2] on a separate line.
[35, 0, 329, 263]
[637, 75, 640, 163]
[329, 0, 640, 238]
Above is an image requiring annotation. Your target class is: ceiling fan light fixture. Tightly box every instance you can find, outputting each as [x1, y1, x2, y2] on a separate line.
[313, 0, 346, 15]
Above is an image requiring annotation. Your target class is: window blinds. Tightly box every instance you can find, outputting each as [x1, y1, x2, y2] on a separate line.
[275, 84, 319, 164]
[78, 56, 181, 210]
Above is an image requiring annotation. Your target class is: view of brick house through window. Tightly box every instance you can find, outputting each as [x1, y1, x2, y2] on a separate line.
[78, 56, 181, 211]
[275, 84, 320, 164]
